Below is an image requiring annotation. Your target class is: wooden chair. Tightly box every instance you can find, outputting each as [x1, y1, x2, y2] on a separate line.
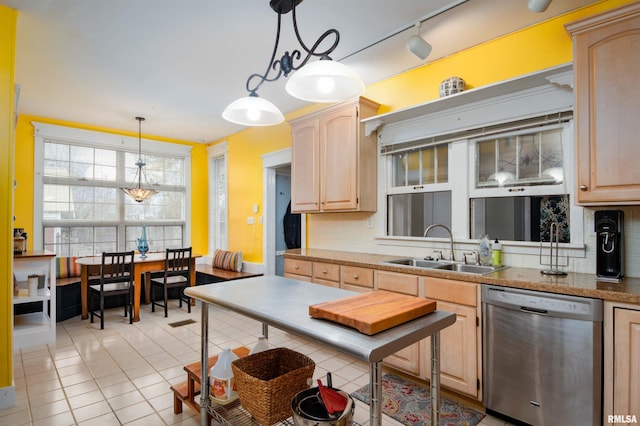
[89, 251, 135, 329]
[150, 247, 193, 317]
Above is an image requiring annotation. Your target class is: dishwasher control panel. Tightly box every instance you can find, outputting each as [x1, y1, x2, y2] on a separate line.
[481, 285, 603, 321]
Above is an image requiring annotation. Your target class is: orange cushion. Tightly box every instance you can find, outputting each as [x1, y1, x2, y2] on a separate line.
[212, 250, 243, 272]
[56, 257, 81, 278]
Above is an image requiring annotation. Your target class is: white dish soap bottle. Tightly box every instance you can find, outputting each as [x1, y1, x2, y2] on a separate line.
[209, 348, 239, 404]
[479, 234, 492, 266]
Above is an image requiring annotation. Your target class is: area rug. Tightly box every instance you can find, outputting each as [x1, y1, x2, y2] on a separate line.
[351, 373, 485, 426]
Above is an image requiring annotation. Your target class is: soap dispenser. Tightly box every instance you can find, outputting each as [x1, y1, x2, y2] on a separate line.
[479, 235, 492, 266]
[492, 239, 502, 267]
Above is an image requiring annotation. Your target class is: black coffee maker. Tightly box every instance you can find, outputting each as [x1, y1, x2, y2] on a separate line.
[595, 210, 624, 280]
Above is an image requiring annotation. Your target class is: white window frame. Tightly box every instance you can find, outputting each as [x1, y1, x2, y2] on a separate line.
[32, 122, 192, 250]
[208, 141, 228, 253]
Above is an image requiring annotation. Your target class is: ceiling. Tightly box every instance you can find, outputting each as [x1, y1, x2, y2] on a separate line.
[2, 0, 595, 143]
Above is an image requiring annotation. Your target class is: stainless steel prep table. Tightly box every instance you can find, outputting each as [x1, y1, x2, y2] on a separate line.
[185, 275, 456, 426]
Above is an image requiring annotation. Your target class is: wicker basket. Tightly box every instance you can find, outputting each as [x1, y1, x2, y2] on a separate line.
[231, 347, 315, 425]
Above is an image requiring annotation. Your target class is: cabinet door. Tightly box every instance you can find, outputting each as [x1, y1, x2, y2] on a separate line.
[378, 270, 421, 374]
[424, 301, 478, 398]
[291, 118, 320, 212]
[613, 307, 640, 416]
[568, 3, 640, 204]
[320, 105, 358, 211]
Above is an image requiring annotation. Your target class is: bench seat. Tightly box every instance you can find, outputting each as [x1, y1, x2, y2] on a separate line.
[195, 264, 262, 284]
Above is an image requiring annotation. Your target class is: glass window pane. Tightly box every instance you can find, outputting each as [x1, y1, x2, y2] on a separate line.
[470, 195, 570, 242]
[518, 133, 540, 180]
[388, 191, 452, 237]
[436, 145, 448, 183]
[497, 137, 517, 179]
[406, 151, 420, 186]
[477, 140, 496, 184]
[421, 149, 434, 185]
[392, 154, 407, 187]
[540, 129, 564, 183]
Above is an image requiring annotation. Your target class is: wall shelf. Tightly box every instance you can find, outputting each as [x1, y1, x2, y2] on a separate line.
[361, 63, 573, 143]
[13, 251, 56, 349]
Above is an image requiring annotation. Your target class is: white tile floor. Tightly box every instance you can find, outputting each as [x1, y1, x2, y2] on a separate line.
[2, 300, 515, 426]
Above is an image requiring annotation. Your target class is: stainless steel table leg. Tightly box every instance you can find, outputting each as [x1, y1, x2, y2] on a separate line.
[199, 302, 209, 426]
[431, 331, 441, 426]
[261, 322, 268, 339]
[369, 361, 383, 426]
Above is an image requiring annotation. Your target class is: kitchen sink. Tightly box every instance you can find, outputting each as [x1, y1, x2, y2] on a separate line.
[382, 258, 443, 268]
[381, 257, 508, 275]
[431, 263, 505, 274]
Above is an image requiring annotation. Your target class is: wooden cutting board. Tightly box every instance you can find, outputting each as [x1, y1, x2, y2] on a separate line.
[309, 290, 437, 335]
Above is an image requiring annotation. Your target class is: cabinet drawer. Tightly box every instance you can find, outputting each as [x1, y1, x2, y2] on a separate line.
[423, 277, 477, 307]
[313, 262, 340, 282]
[376, 271, 419, 296]
[341, 266, 373, 288]
[284, 259, 312, 277]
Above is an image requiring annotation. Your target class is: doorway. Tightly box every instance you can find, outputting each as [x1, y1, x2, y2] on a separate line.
[262, 148, 304, 276]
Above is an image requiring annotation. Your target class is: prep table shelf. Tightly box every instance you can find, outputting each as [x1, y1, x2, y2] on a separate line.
[205, 398, 361, 426]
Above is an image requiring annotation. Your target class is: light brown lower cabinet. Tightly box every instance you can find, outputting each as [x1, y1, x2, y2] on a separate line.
[604, 301, 640, 425]
[376, 272, 481, 399]
[377, 271, 421, 375]
[423, 277, 480, 399]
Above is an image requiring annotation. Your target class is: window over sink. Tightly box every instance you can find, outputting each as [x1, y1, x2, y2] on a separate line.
[382, 116, 581, 246]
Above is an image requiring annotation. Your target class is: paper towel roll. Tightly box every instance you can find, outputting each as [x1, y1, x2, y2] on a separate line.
[28, 275, 38, 296]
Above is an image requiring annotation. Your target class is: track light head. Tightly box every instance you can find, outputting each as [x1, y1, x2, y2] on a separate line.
[406, 23, 432, 60]
[528, 0, 552, 13]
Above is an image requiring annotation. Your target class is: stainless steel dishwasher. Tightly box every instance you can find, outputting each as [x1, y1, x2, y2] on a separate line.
[482, 285, 603, 426]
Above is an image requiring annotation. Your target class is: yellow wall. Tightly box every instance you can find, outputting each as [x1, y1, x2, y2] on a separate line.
[12, 116, 209, 255]
[0, 4, 17, 392]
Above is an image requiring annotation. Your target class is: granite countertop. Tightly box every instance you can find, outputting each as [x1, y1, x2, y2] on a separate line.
[284, 248, 640, 305]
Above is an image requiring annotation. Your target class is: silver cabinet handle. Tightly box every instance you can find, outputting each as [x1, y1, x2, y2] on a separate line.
[322, 270, 327, 275]
[294, 265, 299, 270]
[580, 185, 588, 191]
[353, 274, 359, 280]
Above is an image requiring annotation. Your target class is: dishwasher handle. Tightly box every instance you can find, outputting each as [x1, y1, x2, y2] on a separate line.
[520, 306, 548, 315]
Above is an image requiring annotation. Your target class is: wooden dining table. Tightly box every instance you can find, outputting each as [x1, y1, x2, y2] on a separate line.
[76, 252, 200, 322]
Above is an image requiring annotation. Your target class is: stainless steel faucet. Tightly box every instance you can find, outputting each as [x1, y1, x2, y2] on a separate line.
[423, 224, 455, 261]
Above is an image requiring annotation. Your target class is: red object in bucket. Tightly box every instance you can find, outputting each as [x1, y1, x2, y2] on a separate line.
[317, 379, 347, 414]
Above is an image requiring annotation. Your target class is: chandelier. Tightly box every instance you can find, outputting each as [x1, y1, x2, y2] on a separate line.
[222, 0, 365, 127]
[121, 116, 157, 203]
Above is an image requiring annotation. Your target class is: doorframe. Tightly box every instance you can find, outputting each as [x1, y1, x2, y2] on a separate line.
[262, 148, 305, 276]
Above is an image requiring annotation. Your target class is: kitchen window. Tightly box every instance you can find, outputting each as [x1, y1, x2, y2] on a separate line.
[381, 117, 582, 246]
[32, 122, 191, 255]
[469, 123, 574, 242]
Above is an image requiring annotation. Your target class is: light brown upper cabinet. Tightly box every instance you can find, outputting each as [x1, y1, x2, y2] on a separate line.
[566, 3, 640, 205]
[290, 97, 380, 213]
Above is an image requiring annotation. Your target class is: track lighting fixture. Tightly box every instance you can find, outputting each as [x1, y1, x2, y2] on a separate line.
[222, 0, 365, 127]
[406, 23, 432, 60]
